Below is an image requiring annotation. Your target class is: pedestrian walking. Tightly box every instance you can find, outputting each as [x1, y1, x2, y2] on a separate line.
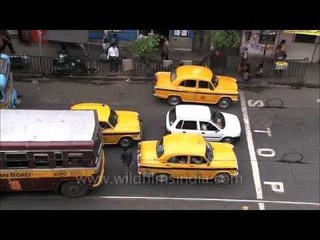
[0, 30, 16, 54]
[121, 147, 133, 174]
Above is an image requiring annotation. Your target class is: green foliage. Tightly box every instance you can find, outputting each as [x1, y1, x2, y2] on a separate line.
[131, 35, 161, 58]
[205, 30, 240, 49]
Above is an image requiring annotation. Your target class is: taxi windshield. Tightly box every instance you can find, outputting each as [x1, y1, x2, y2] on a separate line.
[170, 70, 176, 82]
[108, 109, 118, 127]
[156, 138, 164, 158]
[211, 75, 218, 88]
[0, 90, 4, 101]
[0, 59, 7, 75]
[205, 140, 214, 162]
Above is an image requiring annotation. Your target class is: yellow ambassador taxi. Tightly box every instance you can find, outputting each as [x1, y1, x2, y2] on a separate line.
[153, 65, 239, 109]
[71, 103, 142, 147]
[137, 133, 239, 184]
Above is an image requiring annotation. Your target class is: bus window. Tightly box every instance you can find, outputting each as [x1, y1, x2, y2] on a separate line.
[5, 153, 28, 168]
[68, 153, 83, 166]
[54, 152, 63, 167]
[34, 154, 49, 168]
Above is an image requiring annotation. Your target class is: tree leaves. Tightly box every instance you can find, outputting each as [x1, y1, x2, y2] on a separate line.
[131, 35, 161, 58]
[205, 30, 241, 49]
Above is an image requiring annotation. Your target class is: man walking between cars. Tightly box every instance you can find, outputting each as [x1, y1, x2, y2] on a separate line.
[121, 146, 133, 180]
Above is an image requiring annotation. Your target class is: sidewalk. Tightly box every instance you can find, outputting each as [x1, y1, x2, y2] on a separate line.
[3, 36, 319, 88]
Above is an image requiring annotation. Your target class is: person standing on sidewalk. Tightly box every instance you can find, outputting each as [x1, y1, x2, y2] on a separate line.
[161, 37, 169, 60]
[107, 42, 120, 73]
[0, 30, 16, 54]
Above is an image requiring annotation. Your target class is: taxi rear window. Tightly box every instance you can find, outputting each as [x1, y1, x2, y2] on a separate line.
[168, 108, 176, 126]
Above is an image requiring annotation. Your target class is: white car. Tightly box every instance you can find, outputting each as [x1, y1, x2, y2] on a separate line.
[166, 104, 241, 143]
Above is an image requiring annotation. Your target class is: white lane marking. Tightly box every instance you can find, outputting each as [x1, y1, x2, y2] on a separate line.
[89, 196, 320, 206]
[254, 128, 272, 137]
[2, 195, 319, 206]
[317, 99, 320, 103]
[240, 91, 264, 210]
[264, 181, 284, 193]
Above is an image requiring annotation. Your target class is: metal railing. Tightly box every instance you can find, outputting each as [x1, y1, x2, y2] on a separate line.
[10, 54, 309, 84]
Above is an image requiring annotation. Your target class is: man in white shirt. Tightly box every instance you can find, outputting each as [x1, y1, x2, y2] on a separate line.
[107, 43, 120, 72]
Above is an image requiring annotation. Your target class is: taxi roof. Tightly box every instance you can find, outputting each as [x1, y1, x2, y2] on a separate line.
[176, 65, 213, 81]
[163, 133, 206, 156]
[71, 103, 110, 122]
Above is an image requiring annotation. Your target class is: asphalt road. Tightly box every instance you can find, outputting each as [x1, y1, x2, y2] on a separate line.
[1, 80, 319, 210]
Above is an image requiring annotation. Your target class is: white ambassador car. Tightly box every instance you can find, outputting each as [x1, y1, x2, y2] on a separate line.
[166, 104, 241, 143]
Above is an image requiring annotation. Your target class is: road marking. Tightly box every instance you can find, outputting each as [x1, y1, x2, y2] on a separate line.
[2, 195, 319, 207]
[317, 99, 320, 103]
[264, 181, 284, 193]
[257, 148, 276, 158]
[254, 128, 272, 137]
[240, 91, 264, 210]
[90, 196, 320, 206]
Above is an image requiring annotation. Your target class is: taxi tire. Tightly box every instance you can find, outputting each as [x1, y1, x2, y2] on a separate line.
[155, 173, 170, 183]
[119, 137, 133, 148]
[168, 96, 181, 106]
[218, 97, 232, 109]
[213, 173, 230, 184]
[221, 137, 234, 144]
[60, 181, 88, 198]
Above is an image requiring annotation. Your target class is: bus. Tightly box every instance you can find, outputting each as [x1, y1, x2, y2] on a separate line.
[0, 109, 105, 197]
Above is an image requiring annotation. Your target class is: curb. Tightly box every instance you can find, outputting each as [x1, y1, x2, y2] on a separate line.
[13, 73, 319, 88]
[13, 73, 153, 83]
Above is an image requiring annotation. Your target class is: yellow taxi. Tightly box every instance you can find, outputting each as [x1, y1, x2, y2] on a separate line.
[153, 65, 239, 109]
[137, 133, 239, 184]
[71, 103, 142, 147]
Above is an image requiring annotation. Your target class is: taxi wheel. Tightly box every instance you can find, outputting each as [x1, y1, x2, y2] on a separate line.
[221, 137, 234, 144]
[119, 137, 133, 148]
[168, 96, 181, 106]
[155, 173, 170, 183]
[60, 181, 88, 197]
[218, 98, 232, 109]
[213, 173, 230, 184]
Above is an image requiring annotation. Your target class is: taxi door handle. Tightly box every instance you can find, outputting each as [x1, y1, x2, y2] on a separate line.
[201, 132, 205, 134]
[182, 131, 186, 133]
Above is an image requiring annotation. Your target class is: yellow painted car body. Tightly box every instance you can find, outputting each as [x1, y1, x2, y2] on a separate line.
[153, 65, 239, 108]
[137, 133, 239, 182]
[71, 103, 142, 147]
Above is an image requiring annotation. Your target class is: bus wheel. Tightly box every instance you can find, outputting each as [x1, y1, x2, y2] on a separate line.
[60, 181, 88, 198]
[119, 137, 133, 148]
